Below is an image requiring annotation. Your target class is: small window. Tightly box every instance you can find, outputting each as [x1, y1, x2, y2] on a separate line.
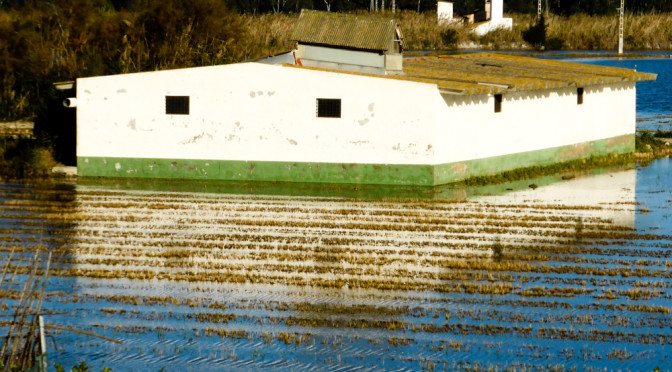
[166, 96, 190, 115]
[494, 94, 502, 113]
[577, 87, 584, 105]
[316, 98, 341, 118]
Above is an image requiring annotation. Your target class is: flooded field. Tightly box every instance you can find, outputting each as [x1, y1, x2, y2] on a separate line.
[2, 57, 672, 371]
[1, 158, 672, 371]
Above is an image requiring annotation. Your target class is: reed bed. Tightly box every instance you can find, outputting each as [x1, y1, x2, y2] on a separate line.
[242, 11, 672, 52]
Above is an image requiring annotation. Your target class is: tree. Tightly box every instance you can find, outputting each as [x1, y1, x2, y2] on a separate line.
[522, 14, 546, 49]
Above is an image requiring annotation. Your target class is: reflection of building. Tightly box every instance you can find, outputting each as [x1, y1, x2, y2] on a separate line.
[72, 11, 655, 186]
[479, 170, 636, 229]
[465, 0, 513, 36]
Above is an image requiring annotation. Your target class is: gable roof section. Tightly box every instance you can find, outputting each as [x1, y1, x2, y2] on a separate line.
[291, 9, 400, 52]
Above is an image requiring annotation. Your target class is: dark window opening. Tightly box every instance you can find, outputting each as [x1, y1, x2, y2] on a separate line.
[316, 98, 341, 118]
[166, 96, 190, 115]
[494, 94, 502, 113]
[577, 87, 584, 105]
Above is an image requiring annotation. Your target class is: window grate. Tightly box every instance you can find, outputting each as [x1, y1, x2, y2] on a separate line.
[316, 98, 341, 118]
[166, 96, 190, 115]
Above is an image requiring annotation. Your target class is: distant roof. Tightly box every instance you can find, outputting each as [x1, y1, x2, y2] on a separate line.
[291, 9, 401, 52]
[286, 53, 657, 94]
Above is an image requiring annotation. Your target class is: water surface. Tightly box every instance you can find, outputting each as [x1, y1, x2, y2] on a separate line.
[2, 58, 672, 371]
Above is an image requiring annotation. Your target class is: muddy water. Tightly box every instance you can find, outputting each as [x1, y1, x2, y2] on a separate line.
[1, 159, 671, 371]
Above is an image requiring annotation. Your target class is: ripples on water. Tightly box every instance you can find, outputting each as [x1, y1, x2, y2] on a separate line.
[2, 58, 672, 371]
[1, 160, 672, 371]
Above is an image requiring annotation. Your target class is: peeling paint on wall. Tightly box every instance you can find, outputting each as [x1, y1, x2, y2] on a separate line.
[180, 132, 208, 145]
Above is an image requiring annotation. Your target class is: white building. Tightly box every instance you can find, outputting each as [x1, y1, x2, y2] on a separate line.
[437, 1, 454, 25]
[72, 11, 655, 186]
[467, 0, 513, 36]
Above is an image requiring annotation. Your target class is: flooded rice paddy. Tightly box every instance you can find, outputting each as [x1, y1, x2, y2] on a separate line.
[2, 159, 672, 371]
[3, 57, 672, 371]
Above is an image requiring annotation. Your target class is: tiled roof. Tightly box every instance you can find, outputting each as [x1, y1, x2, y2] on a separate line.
[286, 53, 657, 95]
[291, 9, 399, 52]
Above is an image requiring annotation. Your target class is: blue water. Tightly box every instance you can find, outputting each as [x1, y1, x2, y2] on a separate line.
[572, 58, 672, 131]
[2, 58, 672, 371]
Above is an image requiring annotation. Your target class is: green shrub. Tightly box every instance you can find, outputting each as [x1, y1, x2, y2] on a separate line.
[522, 14, 547, 49]
[440, 27, 460, 48]
[636, 131, 664, 151]
[545, 36, 564, 50]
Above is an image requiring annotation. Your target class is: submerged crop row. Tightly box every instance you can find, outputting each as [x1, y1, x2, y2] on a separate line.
[1, 171, 670, 370]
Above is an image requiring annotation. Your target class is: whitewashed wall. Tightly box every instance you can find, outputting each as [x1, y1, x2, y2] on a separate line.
[77, 63, 437, 165]
[78, 63, 635, 168]
[434, 83, 636, 164]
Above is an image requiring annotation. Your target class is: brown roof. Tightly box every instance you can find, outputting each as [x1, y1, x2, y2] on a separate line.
[291, 9, 400, 52]
[286, 53, 657, 95]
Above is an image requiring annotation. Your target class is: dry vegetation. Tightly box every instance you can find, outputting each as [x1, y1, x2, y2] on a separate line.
[1, 1, 672, 122]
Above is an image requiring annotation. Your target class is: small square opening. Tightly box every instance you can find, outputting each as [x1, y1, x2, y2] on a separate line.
[577, 87, 584, 105]
[316, 98, 341, 118]
[494, 94, 502, 113]
[166, 96, 190, 115]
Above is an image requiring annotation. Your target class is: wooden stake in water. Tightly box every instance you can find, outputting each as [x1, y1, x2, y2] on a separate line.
[39, 316, 46, 370]
[618, 0, 624, 54]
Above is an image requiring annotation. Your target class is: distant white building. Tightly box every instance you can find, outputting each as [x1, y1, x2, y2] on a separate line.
[467, 0, 513, 36]
[70, 10, 655, 186]
[437, 1, 454, 25]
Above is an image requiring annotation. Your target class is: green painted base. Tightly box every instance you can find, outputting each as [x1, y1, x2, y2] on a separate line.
[77, 134, 634, 186]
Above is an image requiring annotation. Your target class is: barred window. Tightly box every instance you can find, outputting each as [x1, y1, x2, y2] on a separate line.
[166, 96, 190, 115]
[316, 98, 341, 118]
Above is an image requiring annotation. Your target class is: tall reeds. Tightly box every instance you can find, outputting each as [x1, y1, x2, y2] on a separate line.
[1, 4, 671, 122]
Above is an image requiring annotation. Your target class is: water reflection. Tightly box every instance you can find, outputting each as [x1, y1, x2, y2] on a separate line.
[3, 162, 672, 370]
[634, 158, 672, 231]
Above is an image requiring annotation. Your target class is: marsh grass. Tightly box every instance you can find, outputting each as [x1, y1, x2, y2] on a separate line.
[242, 11, 672, 52]
[0, 139, 58, 180]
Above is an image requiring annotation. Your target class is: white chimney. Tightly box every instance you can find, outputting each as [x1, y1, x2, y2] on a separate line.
[437, 1, 453, 24]
[490, 0, 503, 20]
